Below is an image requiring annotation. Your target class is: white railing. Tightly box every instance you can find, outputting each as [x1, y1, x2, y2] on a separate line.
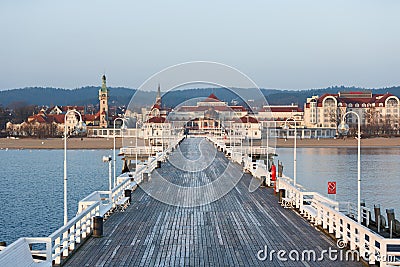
[120, 146, 163, 156]
[209, 133, 400, 267]
[0, 135, 185, 266]
[0, 237, 52, 266]
[49, 201, 101, 265]
[120, 134, 184, 156]
[87, 128, 141, 138]
[276, 176, 400, 267]
[207, 136, 273, 186]
[231, 152, 243, 164]
[77, 190, 111, 214]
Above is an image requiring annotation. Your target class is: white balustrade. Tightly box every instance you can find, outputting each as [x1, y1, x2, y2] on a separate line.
[0, 135, 184, 265]
[276, 175, 400, 266]
[208, 133, 400, 267]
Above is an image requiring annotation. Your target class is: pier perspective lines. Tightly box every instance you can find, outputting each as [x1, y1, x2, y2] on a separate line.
[64, 138, 361, 267]
[139, 138, 243, 207]
[167, 138, 217, 172]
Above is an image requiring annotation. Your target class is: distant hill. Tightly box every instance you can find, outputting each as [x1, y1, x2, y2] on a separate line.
[1, 86, 399, 108]
[264, 86, 400, 106]
[0, 87, 138, 107]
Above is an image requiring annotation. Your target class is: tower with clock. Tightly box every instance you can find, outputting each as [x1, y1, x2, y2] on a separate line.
[99, 74, 109, 128]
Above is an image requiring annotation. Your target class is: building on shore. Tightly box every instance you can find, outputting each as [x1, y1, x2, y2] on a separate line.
[99, 74, 109, 128]
[304, 91, 400, 135]
[7, 82, 400, 139]
[6, 75, 109, 137]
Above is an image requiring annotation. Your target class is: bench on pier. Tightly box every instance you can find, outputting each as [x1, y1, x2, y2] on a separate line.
[302, 201, 318, 223]
[78, 193, 113, 220]
[115, 197, 130, 212]
[281, 197, 295, 209]
[99, 203, 113, 219]
[0, 238, 51, 267]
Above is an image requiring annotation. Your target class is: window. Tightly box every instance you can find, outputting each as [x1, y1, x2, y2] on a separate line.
[348, 103, 353, 108]
[355, 103, 359, 108]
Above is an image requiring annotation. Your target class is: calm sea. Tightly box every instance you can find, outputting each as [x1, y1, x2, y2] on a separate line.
[0, 149, 122, 245]
[0, 147, 399, 245]
[276, 147, 400, 212]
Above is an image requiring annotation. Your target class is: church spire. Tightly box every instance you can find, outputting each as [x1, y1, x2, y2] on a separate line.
[101, 74, 108, 92]
[156, 83, 161, 104]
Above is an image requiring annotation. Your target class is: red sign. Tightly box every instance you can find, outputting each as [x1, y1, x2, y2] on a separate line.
[328, 182, 336, 194]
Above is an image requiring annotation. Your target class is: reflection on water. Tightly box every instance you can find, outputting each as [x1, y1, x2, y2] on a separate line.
[0, 149, 122, 244]
[276, 147, 400, 212]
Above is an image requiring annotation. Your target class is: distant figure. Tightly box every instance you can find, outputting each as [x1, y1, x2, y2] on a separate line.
[278, 162, 284, 177]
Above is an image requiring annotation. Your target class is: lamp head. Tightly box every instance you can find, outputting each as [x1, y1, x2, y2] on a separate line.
[338, 122, 349, 135]
[102, 155, 112, 162]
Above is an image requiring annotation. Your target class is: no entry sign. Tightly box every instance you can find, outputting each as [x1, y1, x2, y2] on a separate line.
[328, 181, 336, 195]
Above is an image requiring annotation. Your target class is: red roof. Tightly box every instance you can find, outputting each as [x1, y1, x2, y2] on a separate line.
[28, 114, 65, 124]
[146, 117, 166, 123]
[316, 92, 395, 107]
[26, 112, 101, 124]
[202, 93, 221, 102]
[234, 116, 258, 123]
[83, 114, 100, 121]
[35, 115, 47, 123]
[151, 103, 161, 110]
[266, 106, 303, 112]
[48, 114, 65, 123]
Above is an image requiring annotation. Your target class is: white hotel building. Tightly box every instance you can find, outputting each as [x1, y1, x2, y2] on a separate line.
[303, 91, 400, 130]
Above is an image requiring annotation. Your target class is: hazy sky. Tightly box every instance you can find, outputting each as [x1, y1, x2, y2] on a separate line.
[1, 0, 399, 90]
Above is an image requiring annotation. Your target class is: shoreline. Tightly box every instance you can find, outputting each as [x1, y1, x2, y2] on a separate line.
[0, 137, 399, 150]
[0, 137, 123, 150]
[275, 137, 400, 148]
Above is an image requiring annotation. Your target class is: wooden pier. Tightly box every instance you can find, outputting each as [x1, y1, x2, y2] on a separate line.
[64, 138, 360, 266]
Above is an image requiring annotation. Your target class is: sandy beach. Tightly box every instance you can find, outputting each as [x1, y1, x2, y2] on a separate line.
[0, 136, 399, 149]
[0, 137, 123, 150]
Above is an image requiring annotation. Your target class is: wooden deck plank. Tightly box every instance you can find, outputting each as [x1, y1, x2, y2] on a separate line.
[64, 137, 362, 267]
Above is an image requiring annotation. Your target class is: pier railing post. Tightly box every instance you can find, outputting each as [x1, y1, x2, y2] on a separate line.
[62, 230, 69, 258]
[69, 225, 75, 251]
[54, 237, 61, 265]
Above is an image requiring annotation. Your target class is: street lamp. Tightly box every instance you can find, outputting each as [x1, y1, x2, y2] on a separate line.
[282, 117, 297, 186]
[102, 156, 112, 191]
[64, 110, 86, 225]
[338, 111, 361, 223]
[113, 118, 127, 188]
[265, 121, 269, 172]
[135, 118, 139, 175]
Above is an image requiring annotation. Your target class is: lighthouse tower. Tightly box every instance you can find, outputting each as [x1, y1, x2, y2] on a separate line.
[99, 75, 109, 128]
